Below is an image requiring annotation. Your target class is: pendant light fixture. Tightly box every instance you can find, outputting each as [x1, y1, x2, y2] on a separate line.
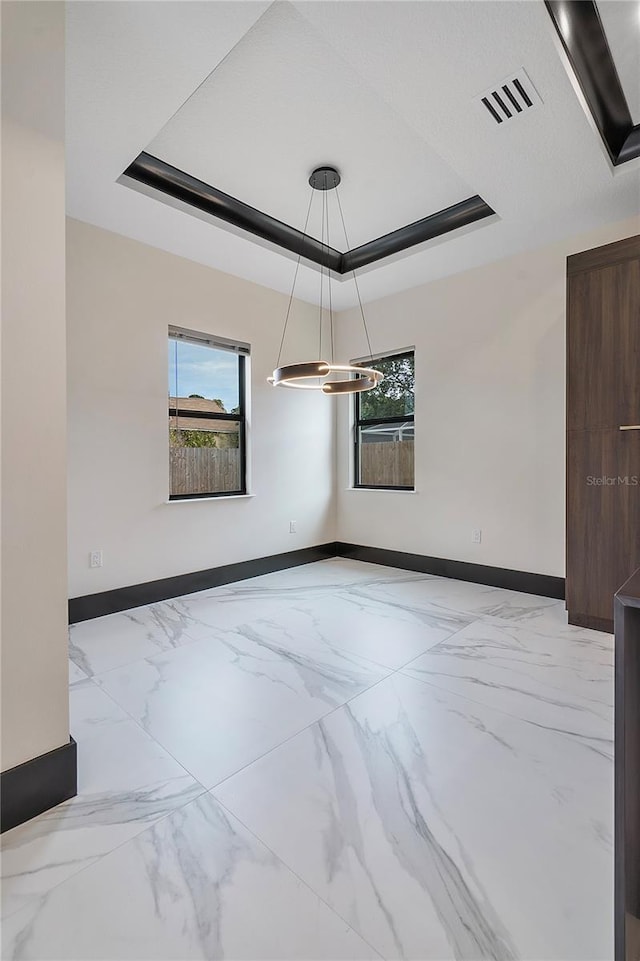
[268, 166, 383, 395]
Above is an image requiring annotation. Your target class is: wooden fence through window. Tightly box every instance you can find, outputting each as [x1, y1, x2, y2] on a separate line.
[170, 447, 241, 495]
[170, 442, 413, 494]
[359, 441, 414, 488]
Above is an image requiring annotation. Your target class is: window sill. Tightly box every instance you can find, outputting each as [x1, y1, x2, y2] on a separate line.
[165, 494, 255, 504]
[347, 488, 417, 494]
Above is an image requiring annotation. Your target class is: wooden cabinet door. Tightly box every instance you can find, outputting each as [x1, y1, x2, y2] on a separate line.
[567, 258, 640, 431]
[567, 428, 640, 627]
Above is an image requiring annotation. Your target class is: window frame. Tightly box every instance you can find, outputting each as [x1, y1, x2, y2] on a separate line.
[168, 329, 248, 501]
[353, 349, 415, 492]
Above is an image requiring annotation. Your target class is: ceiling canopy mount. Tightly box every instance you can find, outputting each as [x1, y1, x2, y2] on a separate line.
[308, 166, 341, 191]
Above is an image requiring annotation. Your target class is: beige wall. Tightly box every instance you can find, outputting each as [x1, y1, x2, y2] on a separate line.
[66, 219, 335, 597]
[68, 213, 640, 598]
[335, 215, 640, 578]
[1, 3, 69, 771]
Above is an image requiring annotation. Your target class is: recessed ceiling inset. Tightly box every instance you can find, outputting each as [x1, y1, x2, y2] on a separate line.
[545, 0, 640, 165]
[121, 153, 495, 276]
[119, 1, 497, 276]
[595, 0, 640, 124]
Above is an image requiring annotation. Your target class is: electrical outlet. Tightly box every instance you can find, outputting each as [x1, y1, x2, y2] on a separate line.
[471, 529, 482, 544]
[289, 521, 297, 534]
[89, 550, 103, 568]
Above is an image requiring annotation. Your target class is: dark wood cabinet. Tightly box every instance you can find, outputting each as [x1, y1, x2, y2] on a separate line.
[566, 236, 640, 632]
[567, 429, 640, 629]
[567, 259, 640, 431]
[614, 569, 640, 961]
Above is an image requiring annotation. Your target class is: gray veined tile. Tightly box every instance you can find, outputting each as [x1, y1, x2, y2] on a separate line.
[68, 658, 88, 686]
[403, 618, 613, 750]
[348, 575, 560, 623]
[214, 672, 613, 961]
[1, 680, 203, 921]
[481, 601, 614, 650]
[224, 558, 434, 593]
[163, 559, 432, 628]
[95, 627, 389, 789]
[159, 588, 295, 633]
[252, 590, 473, 670]
[68, 599, 217, 676]
[67, 560, 431, 681]
[1, 793, 379, 961]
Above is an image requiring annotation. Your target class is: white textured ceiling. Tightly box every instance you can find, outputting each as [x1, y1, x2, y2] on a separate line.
[66, 1, 640, 310]
[596, 0, 640, 123]
[147, 2, 473, 249]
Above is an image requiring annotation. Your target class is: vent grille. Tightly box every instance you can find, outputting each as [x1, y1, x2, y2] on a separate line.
[476, 69, 541, 124]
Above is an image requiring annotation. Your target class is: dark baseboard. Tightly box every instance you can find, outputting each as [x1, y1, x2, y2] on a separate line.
[1, 738, 77, 834]
[68, 541, 565, 623]
[569, 611, 613, 634]
[68, 543, 338, 623]
[336, 542, 565, 600]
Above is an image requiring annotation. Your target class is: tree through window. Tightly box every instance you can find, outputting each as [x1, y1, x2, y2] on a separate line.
[354, 351, 414, 489]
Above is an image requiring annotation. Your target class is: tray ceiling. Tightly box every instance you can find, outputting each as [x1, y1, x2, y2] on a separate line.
[145, 2, 475, 249]
[596, 0, 640, 124]
[66, 0, 640, 310]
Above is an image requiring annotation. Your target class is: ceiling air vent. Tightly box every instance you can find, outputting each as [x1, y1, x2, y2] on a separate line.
[475, 69, 542, 124]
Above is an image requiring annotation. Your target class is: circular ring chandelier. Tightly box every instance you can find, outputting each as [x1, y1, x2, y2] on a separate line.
[269, 166, 382, 396]
[268, 361, 383, 393]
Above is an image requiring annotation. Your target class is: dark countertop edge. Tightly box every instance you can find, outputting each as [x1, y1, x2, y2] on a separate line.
[616, 568, 640, 608]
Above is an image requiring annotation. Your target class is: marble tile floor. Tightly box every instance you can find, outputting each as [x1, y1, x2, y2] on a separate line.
[1, 559, 614, 960]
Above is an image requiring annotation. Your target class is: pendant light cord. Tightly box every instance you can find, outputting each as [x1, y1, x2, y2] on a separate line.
[276, 188, 315, 368]
[335, 185, 374, 362]
[277, 171, 373, 373]
[318, 174, 326, 360]
[326, 183, 335, 364]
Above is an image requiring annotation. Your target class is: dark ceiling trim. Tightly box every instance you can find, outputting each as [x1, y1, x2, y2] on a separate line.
[342, 196, 494, 273]
[123, 152, 343, 272]
[121, 152, 496, 274]
[545, 0, 640, 165]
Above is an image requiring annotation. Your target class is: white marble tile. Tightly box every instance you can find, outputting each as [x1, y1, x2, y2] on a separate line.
[6, 561, 616, 961]
[225, 558, 433, 593]
[159, 587, 296, 634]
[403, 618, 613, 751]
[482, 600, 614, 646]
[245, 590, 473, 670]
[96, 628, 389, 789]
[162, 561, 432, 633]
[464, 590, 563, 623]
[2, 793, 378, 961]
[68, 658, 88, 686]
[215, 672, 613, 960]
[1, 680, 202, 921]
[68, 600, 215, 676]
[349, 575, 561, 623]
[67, 563, 431, 680]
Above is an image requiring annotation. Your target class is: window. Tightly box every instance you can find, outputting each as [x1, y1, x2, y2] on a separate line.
[168, 327, 249, 499]
[354, 350, 415, 490]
